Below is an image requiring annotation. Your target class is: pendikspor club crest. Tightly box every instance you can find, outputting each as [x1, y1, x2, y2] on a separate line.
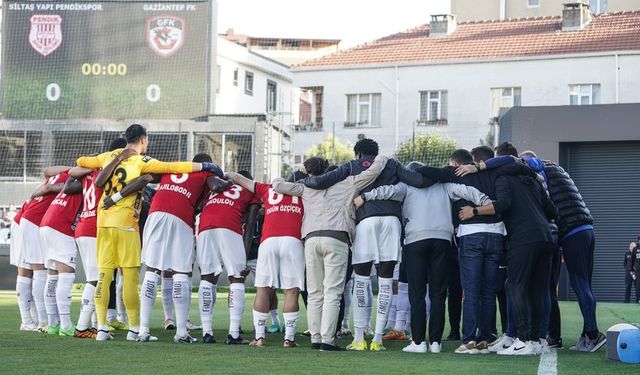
[29, 15, 63, 57]
[147, 15, 185, 57]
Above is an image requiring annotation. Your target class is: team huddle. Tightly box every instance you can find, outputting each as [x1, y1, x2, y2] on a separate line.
[9, 123, 606, 355]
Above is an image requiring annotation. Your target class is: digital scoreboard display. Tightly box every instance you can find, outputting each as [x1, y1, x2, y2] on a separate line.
[2, 0, 210, 120]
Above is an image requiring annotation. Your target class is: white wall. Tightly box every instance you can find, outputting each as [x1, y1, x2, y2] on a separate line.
[215, 37, 297, 122]
[292, 52, 640, 159]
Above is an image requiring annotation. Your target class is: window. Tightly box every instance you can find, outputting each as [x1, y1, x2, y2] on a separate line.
[244, 71, 254, 95]
[527, 0, 540, 7]
[345, 93, 381, 127]
[266, 80, 277, 112]
[589, 0, 607, 13]
[216, 65, 221, 94]
[419, 90, 448, 125]
[569, 84, 600, 105]
[294, 154, 304, 164]
[233, 68, 238, 86]
[490, 87, 521, 118]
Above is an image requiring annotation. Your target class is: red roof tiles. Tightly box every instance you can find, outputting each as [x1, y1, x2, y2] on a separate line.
[295, 11, 640, 69]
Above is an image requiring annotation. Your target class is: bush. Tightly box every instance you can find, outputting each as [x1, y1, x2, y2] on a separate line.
[394, 132, 457, 167]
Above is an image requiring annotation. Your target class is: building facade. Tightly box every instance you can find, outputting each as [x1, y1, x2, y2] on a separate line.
[291, 6, 640, 163]
[452, 0, 639, 21]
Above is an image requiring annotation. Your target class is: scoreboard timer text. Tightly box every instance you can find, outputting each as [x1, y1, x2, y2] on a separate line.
[1, 1, 210, 120]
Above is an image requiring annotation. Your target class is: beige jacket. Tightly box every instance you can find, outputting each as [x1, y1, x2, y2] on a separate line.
[272, 155, 388, 243]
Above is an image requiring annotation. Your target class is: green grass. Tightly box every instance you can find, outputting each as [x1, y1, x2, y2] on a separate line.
[0, 290, 638, 374]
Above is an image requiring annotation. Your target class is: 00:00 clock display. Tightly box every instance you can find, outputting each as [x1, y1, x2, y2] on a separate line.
[81, 63, 127, 76]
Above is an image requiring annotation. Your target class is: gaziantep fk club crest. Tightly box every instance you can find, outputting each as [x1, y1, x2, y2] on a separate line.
[29, 15, 63, 57]
[147, 15, 185, 57]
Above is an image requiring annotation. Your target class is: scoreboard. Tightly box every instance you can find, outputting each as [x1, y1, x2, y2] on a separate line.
[1, 0, 210, 120]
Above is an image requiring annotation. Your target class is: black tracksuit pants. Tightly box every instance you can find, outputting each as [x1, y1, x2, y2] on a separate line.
[405, 238, 450, 345]
[506, 241, 554, 342]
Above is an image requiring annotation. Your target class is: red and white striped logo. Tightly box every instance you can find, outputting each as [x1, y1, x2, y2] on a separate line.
[29, 15, 63, 57]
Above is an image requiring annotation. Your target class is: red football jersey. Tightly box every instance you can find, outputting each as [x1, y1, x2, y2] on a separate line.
[148, 171, 211, 229]
[198, 184, 259, 235]
[254, 182, 303, 242]
[41, 185, 83, 237]
[13, 201, 29, 225]
[22, 171, 69, 226]
[75, 170, 103, 238]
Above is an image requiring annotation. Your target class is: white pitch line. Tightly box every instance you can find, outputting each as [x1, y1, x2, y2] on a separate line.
[537, 349, 558, 375]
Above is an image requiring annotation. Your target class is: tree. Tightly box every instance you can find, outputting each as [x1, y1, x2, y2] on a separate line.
[395, 132, 458, 167]
[305, 134, 353, 165]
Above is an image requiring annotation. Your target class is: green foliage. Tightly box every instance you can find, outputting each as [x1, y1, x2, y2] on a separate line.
[305, 134, 353, 165]
[394, 132, 458, 167]
[479, 126, 496, 148]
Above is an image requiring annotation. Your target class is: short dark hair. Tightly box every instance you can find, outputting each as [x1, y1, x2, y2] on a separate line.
[495, 141, 518, 157]
[303, 157, 329, 176]
[108, 137, 127, 151]
[353, 138, 379, 157]
[450, 149, 473, 165]
[192, 153, 212, 163]
[238, 170, 253, 180]
[471, 146, 495, 162]
[125, 124, 147, 144]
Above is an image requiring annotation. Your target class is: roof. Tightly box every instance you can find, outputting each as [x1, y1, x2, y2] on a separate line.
[295, 11, 640, 69]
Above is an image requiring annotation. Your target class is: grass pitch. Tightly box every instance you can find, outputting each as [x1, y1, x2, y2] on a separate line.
[0, 290, 638, 374]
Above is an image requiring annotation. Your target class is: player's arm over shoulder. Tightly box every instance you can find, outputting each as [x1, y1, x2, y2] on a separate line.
[77, 150, 111, 169]
[139, 156, 196, 175]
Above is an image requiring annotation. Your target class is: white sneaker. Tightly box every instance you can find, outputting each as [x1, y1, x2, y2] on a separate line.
[186, 320, 202, 331]
[36, 322, 48, 333]
[532, 340, 543, 355]
[569, 336, 589, 352]
[497, 338, 534, 355]
[539, 338, 551, 354]
[403, 341, 428, 353]
[96, 329, 113, 341]
[126, 330, 139, 341]
[364, 326, 375, 338]
[489, 335, 514, 353]
[137, 333, 159, 342]
[429, 342, 442, 353]
[20, 323, 39, 332]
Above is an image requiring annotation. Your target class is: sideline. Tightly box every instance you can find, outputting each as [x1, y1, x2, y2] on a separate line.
[537, 349, 558, 375]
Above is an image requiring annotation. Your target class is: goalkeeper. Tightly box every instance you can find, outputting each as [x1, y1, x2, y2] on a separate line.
[76, 124, 223, 341]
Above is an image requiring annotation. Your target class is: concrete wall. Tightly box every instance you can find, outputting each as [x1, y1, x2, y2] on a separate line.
[498, 103, 640, 162]
[292, 52, 640, 161]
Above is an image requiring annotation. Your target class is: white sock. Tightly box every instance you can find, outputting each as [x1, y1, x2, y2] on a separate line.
[342, 278, 353, 329]
[228, 283, 245, 338]
[77, 283, 96, 331]
[187, 276, 193, 319]
[16, 276, 34, 325]
[385, 293, 397, 330]
[106, 309, 117, 322]
[405, 309, 412, 333]
[198, 280, 216, 335]
[283, 311, 299, 342]
[366, 280, 373, 328]
[91, 311, 97, 328]
[116, 271, 126, 323]
[161, 277, 174, 321]
[270, 308, 280, 326]
[32, 270, 48, 324]
[173, 274, 192, 337]
[253, 310, 269, 340]
[45, 274, 59, 327]
[139, 271, 160, 335]
[395, 282, 409, 331]
[352, 274, 370, 342]
[374, 277, 393, 343]
[56, 272, 75, 331]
